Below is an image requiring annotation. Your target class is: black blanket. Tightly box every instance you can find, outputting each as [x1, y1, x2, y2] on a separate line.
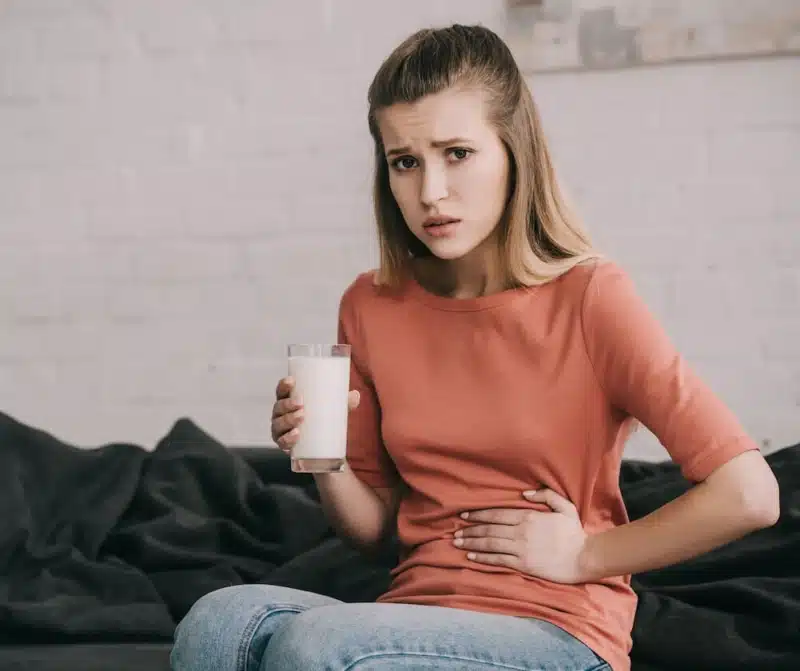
[1, 411, 798, 670]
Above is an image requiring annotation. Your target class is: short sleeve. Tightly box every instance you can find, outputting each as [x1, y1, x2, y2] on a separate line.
[338, 281, 398, 490]
[581, 261, 758, 482]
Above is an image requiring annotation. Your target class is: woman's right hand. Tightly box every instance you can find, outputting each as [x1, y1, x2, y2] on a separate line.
[271, 376, 360, 454]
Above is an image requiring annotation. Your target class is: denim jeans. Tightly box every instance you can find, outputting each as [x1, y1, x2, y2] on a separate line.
[170, 584, 610, 670]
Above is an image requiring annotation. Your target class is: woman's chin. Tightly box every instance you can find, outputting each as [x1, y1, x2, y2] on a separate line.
[424, 241, 476, 262]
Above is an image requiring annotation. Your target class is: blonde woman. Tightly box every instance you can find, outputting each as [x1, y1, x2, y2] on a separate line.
[171, 25, 779, 671]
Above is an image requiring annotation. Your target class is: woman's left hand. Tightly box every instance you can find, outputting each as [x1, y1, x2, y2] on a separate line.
[454, 489, 590, 584]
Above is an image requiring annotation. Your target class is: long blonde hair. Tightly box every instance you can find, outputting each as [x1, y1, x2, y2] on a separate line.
[367, 24, 601, 287]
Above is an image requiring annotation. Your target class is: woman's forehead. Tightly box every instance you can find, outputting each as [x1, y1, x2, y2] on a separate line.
[376, 88, 492, 148]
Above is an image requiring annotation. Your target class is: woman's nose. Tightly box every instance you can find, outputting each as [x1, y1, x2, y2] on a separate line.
[420, 165, 448, 206]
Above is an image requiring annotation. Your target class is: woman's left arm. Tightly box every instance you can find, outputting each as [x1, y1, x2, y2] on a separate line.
[577, 262, 780, 579]
[458, 262, 780, 582]
[577, 448, 779, 581]
[459, 446, 778, 583]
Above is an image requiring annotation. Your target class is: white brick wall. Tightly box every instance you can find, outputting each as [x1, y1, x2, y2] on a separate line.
[532, 56, 800, 457]
[1, 0, 797, 458]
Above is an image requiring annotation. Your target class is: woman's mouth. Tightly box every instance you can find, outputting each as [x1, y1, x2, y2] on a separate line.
[423, 217, 461, 237]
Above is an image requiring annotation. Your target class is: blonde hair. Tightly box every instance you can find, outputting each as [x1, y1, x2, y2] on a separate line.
[367, 24, 601, 287]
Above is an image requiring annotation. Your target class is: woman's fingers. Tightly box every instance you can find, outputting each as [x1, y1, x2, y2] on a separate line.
[271, 377, 304, 445]
[272, 408, 304, 437]
[522, 489, 577, 516]
[275, 427, 299, 453]
[454, 535, 519, 556]
[460, 509, 526, 525]
[456, 524, 517, 540]
[276, 381, 357, 414]
[272, 383, 359, 451]
[275, 376, 294, 400]
[348, 389, 360, 410]
[272, 395, 303, 419]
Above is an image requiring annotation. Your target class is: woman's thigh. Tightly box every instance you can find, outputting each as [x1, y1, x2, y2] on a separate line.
[267, 602, 610, 671]
[170, 584, 341, 671]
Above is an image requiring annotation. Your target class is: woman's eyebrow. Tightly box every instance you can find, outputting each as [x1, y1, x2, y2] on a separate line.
[385, 137, 472, 158]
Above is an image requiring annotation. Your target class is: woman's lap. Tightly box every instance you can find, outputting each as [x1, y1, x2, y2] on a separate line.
[170, 584, 609, 671]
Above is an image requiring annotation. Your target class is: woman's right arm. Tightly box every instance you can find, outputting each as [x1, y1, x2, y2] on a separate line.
[272, 377, 399, 554]
[313, 471, 399, 553]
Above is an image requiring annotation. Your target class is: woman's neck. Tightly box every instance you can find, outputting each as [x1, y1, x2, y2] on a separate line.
[414, 247, 508, 299]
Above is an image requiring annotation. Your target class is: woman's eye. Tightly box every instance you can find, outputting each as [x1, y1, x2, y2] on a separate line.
[392, 156, 417, 171]
[449, 148, 471, 161]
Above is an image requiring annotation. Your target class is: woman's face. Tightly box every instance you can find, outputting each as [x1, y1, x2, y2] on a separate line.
[377, 87, 511, 262]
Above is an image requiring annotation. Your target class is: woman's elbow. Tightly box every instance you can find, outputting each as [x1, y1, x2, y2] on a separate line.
[744, 470, 781, 528]
[708, 450, 781, 530]
[736, 456, 781, 529]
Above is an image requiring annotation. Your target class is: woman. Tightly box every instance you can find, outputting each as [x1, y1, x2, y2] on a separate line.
[171, 24, 779, 671]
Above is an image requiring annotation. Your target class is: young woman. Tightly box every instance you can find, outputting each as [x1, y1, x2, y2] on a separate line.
[171, 25, 779, 671]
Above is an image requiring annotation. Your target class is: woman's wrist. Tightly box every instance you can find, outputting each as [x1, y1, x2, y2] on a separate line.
[576, 533, 604, 583]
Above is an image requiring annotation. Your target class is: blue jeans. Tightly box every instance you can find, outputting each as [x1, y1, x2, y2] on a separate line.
[170, 585, 610, 670]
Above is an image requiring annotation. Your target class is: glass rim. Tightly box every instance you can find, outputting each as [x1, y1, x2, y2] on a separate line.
[287, 343, 351, 356]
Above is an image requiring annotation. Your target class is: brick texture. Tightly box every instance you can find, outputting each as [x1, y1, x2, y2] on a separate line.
[0, 0, 797, 457]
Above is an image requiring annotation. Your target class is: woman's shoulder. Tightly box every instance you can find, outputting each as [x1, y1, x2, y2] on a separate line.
[553, 257, 626, 294]
[341, 269, 381, 303]
[563, 257, 653, 330]
[543, 258, 639, 321]
[339, 269, 402, 314]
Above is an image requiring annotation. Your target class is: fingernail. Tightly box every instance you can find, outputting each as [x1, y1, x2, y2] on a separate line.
[467, 553, 476, 560]
[295, 395, 304, 406]
[453, 538, 463, 547]
[523, 490, 537, 497]
[454, 530, 462, 538]
[460, 512, 469, 519]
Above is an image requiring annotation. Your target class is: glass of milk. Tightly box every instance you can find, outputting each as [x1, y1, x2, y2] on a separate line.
[287, 344, 351, 473]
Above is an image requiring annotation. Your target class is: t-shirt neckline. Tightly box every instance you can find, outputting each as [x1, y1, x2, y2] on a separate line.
[403, 275, 533, 312]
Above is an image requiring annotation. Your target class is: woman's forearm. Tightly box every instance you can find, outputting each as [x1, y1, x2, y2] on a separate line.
[314, 467, 396, 554]
[579, 451, 780, 581]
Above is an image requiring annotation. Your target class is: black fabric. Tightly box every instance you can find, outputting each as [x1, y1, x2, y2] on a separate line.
[0, 412, 333, 644]
[623, 446, 800, 671]
[0, 410, 798, 671]
[0, 643, 172, 671]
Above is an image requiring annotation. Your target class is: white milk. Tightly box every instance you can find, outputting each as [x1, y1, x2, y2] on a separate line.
[288, 354, 350, 462]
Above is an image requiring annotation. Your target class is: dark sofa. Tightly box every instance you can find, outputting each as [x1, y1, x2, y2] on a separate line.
[1, 412, 798, 671]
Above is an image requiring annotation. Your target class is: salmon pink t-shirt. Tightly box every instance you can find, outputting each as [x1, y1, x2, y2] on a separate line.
[336, 259, 757, 671]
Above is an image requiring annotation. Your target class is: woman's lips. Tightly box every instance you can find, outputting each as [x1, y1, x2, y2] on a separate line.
[423, 219, 461, 237]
